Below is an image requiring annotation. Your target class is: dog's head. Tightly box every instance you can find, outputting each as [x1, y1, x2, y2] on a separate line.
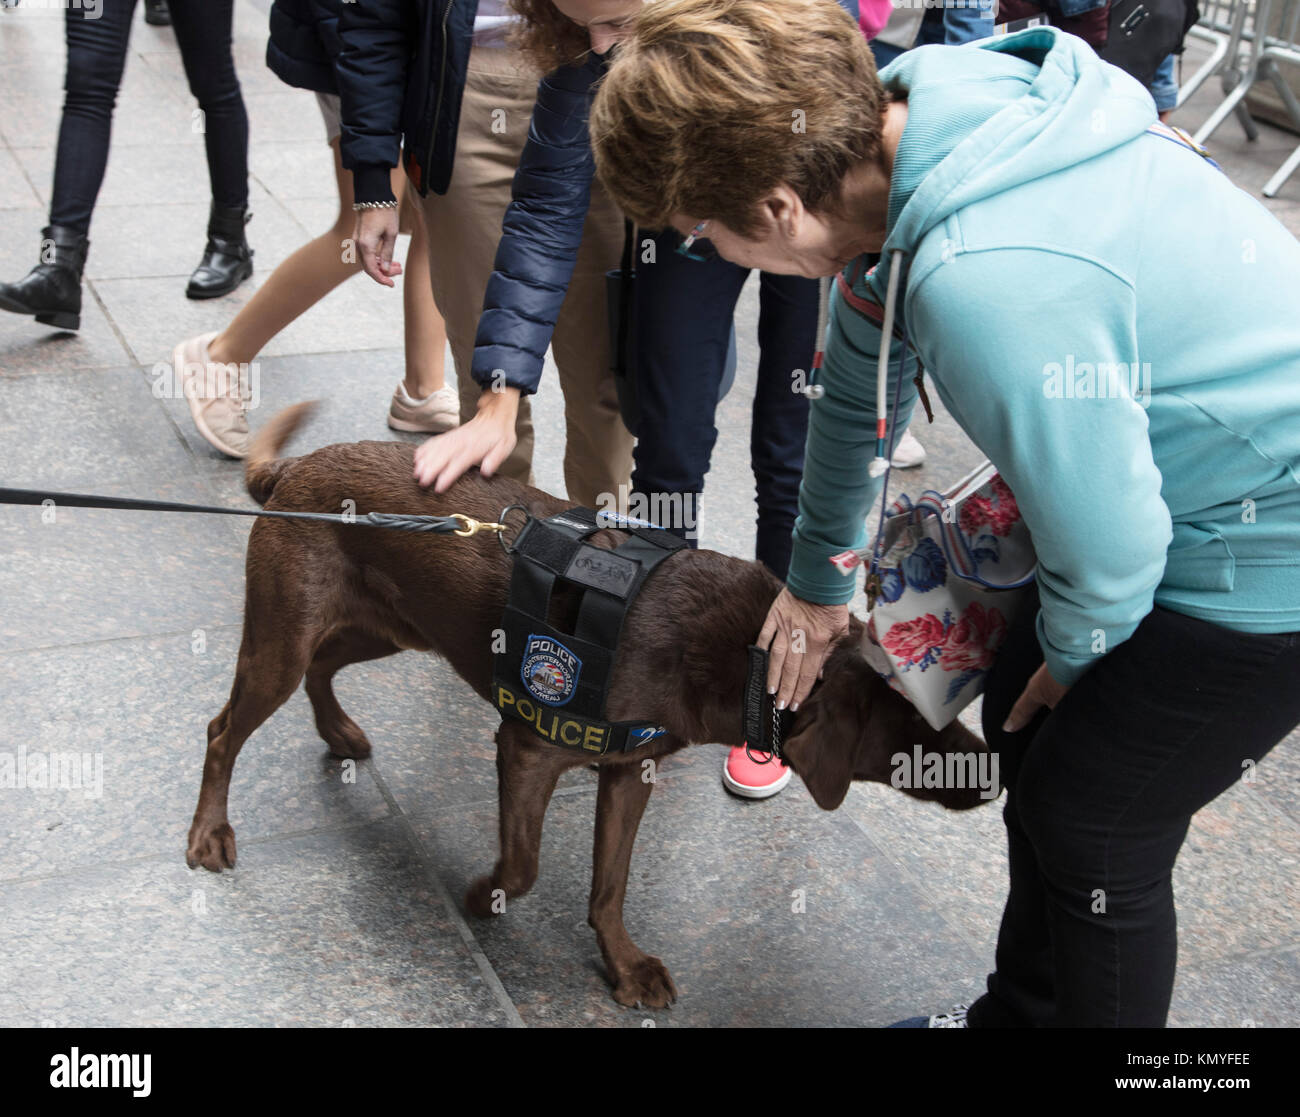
[781, 629, 998, 812]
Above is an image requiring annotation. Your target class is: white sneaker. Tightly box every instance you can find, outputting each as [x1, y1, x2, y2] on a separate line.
[174, 331, 250, 459]
[891, 427, 926, 469]
[387, 382, 460, 433]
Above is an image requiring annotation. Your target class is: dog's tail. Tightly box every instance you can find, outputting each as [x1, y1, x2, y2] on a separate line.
[245, 401, 318, 506]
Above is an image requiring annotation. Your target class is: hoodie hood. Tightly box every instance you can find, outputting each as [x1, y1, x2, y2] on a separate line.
[792, 26, 1300, 685]
[876, 27, 1157, 260]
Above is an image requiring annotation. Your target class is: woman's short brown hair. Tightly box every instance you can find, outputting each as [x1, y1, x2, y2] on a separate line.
[508, 0, 594, 72]
[590, 0, 888, 234]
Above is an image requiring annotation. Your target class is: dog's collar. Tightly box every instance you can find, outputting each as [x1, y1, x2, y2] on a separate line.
[742, 644, 796, 764]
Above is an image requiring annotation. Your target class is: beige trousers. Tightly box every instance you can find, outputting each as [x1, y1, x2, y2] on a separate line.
[419, 43, 633, 508]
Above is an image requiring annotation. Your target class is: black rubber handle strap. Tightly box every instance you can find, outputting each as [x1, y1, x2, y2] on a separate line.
[741, 644, 796, 761]
[0, 487, 466, 533]
[743, 644, 769, 754]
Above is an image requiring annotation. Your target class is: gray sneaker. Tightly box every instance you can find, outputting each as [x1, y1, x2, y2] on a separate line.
[174, 332, 250, 459]
[387, 382, 460, 434]
[887, 1003, 969, 1028]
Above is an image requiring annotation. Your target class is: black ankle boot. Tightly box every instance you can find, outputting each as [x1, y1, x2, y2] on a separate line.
[0, 225, 89, 332]
[144, 0, 171, 27]
[186, 202, 254, 300]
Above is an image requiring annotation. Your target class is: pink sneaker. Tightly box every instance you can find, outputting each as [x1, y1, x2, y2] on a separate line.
[722, 745, 791, 799]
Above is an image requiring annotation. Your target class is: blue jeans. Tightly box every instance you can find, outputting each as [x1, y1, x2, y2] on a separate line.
[1149, 54, 1178, 113]
[917, 0, 999, 48]
[52, 0, 248, 233]
[631, 229, 816, 579]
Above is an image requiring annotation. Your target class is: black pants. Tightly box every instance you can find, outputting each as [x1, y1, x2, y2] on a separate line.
[971, 585, 1300, 1026]
[52, 0, 248, 234]
[631, 228, 814, 580]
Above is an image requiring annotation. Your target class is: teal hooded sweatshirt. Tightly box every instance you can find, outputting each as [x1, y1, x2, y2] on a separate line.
[786, 27, 1300, 687]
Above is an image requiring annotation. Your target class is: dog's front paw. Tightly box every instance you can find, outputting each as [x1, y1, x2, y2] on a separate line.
[186, 821, 237, 872]
[612, 954, 677, 1009]
[319, 717, 372, 760]
[465, 875, 503, 919]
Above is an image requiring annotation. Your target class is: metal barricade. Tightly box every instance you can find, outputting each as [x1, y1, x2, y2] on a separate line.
[1178, 0, 1253, 109]
[1193, 0, 1300, 195]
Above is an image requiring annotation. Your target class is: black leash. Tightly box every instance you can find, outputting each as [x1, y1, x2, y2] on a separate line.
[0, 487, 506, 537]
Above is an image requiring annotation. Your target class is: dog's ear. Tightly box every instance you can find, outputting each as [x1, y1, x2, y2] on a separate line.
[782, 643, 870, 811]
[783, 699, 855, 811]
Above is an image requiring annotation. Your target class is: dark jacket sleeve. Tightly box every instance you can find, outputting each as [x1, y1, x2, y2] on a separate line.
[470, 1, 859, 397]
[470, 55, 606, 396]
[335, 0, 414, 205]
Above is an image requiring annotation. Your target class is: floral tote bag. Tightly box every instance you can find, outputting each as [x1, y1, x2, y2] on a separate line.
[851, 461, 1037, 730]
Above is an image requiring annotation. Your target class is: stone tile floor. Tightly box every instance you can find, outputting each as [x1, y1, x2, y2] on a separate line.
[0, 3, 1296, 1027]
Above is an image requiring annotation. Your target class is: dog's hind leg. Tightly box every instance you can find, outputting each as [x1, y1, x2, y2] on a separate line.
[465, 719, 579, 919]
[186, 632, 315, 873]
[589, 757, 677, 1009]
[303, 629, 401, 759]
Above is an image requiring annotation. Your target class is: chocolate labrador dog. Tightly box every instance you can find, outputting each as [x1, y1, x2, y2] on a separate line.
[186, 404, 991, 1008]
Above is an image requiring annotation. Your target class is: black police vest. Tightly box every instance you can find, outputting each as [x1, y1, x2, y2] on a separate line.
[492, 507, 688, 756]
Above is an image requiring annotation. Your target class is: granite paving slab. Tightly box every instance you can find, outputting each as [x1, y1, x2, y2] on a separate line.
[0, 818, 513, 1027]
[411, 762, 989, 1027]
[0, 627, 391, 884]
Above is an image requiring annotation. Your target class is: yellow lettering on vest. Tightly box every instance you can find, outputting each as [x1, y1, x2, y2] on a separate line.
[560, 719, 581, 746]
[583, 725, 607, 753]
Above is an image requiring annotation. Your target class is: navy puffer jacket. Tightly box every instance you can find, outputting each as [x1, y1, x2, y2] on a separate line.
[337, 0, 477, 205]
[266, 0, 343, 95]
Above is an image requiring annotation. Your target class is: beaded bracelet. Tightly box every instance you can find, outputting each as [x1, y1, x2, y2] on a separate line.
[352, 199, 399, 212]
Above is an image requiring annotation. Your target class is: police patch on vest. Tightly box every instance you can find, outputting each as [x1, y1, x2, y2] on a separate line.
[521, 634, 582, 706]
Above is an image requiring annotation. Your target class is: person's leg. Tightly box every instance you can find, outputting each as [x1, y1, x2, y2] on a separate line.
[386, 175, 457, 433]
[628, 228, 748, 541]
[168, 0, 253, 297]
[941, 0, 998, 45]
[751, 270, 815, 580]
[869, 38, 906, 69]
[174, 120, 364, 458]
[634, 234, 790, 799]
[1149, 54, 1179, 120]
[168, 0, 248, 210]
[49, 0, 137, 235]
[0, 0, 134, 329]
[547, 173, 634, 508]
[207, 135, 361, 367]
[419, 44, 540, 484]
[978, 598, 1300, 1026]
[966, 585, 1058, 1028]
[399, 181, 448, 399]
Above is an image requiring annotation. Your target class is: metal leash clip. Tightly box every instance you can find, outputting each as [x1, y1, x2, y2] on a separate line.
[450, 513, 507, 538]
[495, 504, 531, 555]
